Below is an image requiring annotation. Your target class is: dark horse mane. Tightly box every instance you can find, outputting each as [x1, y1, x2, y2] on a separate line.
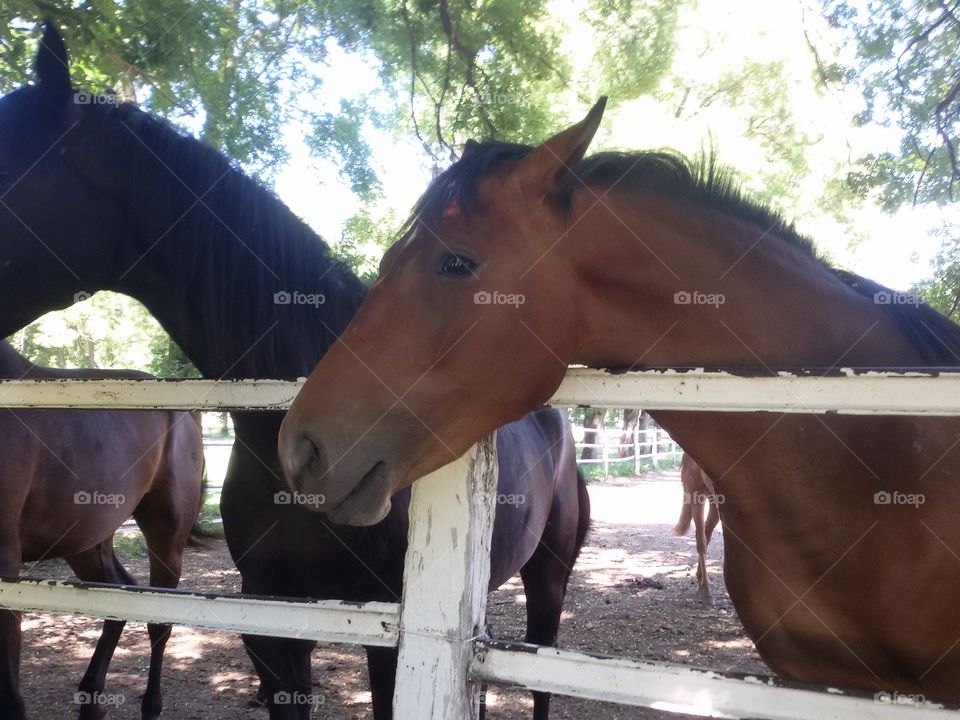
[408, 140, 960, 367]
[90, 102, 367, 376]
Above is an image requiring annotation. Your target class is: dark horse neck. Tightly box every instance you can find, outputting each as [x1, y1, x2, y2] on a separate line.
[0, 341, 31, 377]
[110, 106, 367, 379]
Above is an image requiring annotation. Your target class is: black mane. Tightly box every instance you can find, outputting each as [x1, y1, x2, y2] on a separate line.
[98, 103, 368, 378]
[407, 140, 960, 367]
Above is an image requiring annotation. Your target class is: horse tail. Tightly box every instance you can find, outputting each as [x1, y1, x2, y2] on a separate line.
[573, 468, 591, 560]
[674, 493, 693, 536]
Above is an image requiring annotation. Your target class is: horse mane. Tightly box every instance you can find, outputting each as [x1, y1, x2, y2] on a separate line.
[832, 270, 960, 367]
[85, 103, 368, 376]
[408, 140, 960, 367]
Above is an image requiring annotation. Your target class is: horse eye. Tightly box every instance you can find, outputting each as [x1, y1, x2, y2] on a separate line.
[437, 253, 477, 278]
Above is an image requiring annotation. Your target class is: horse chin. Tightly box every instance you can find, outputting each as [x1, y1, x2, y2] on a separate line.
[324, 461, 395, 526]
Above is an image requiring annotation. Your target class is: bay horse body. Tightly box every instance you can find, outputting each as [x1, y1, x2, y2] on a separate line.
[280, 100, 960, 701]
[673, 453, 720, 603]
[0, 341, 204, 719]
[0, 25, 589, 719]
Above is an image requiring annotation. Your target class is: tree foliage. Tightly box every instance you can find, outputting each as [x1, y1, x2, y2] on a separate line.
[824, 0, 960, 210]
[913, 222, 960, 318]
[10, 292, 197, 376]
[0, 1, 328, 177]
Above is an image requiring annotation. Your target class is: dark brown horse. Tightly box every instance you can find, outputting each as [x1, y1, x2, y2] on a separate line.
[0, 341, 204, 719]
[0, 25, 589, 719]
[280, 100, 960, 702]
[674, 453, 720, 603]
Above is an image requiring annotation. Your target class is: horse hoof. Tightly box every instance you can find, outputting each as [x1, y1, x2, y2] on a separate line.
[77, 705, 109, 720]
[141, 697, 163, 719]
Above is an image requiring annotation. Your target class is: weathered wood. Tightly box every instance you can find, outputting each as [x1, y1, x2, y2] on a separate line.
[552, 368, 960, 415]
[393, 435, 498, 719]
[0, 579, 398, 646]
[3, 369, 960, 414]
[470, 641, 958, 719]
[0, 378, 300, 410]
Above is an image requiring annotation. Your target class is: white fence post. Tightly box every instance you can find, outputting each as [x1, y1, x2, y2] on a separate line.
[633, 422, 641, 475]
[601, 433, 610, 479]
[393, 434, 498, 719]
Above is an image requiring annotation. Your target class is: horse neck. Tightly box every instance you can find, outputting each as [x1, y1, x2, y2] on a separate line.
[0, 341, 33, 378]
[110, 120, 366, 379]
[567, 192, 928, 370]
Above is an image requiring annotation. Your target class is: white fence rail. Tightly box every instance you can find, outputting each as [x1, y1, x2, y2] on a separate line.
[573, 424, 683, 477]
[3, 369, 960, 718]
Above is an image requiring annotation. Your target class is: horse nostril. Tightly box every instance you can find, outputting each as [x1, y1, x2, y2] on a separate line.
[283, 432, 325, 490]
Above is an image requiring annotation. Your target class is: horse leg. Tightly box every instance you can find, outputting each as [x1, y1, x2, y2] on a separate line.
[241, 634, 316, 719]
[519, 474, 588, 720]
[704, 499, 720, 548]
[365, 644, 398, 719]
[134, 486, 200, 720]
[66, 542, 136, 720]
[692, 494, 712, 605]
[0, 540, 25, 720]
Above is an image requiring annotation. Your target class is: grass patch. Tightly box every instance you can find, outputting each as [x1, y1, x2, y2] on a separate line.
[113, 532, 147, 560]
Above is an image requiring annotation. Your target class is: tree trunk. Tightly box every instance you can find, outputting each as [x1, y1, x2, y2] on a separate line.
[619, 409, 640, 458]
[637, 412, 652, 456]
[580, 409, 605, 461]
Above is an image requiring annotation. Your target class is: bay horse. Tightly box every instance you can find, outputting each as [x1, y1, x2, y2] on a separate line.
[0, 340, 204, 719]
[673, 453, 720, 603]
[0, 25, 589, 719]
[280, 99, 960, 702]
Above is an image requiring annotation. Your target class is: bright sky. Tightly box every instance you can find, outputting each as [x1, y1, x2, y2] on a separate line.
[275, 0, 953, 291]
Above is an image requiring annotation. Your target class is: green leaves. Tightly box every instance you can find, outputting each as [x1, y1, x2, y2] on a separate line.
[825, 0, 960, 209]
[584, 0, 681, 99]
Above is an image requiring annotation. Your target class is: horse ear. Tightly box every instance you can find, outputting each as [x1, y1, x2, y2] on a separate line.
[35, 21, 71, 102]
[514, 97, 606, 197]
[461, 139, 481, 159]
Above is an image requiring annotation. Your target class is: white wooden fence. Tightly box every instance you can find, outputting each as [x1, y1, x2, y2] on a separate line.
[2, 368, 960, 718]
[573, 423, 683, 476]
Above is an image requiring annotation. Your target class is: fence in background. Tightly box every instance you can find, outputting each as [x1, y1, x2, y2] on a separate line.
[572, 423, 682, 476]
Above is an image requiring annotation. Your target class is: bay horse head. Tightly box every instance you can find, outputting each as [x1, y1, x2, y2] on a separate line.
[279, 100, 607, 525]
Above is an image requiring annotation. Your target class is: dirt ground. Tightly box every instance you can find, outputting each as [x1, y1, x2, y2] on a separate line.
[17, 470, 766, 719]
